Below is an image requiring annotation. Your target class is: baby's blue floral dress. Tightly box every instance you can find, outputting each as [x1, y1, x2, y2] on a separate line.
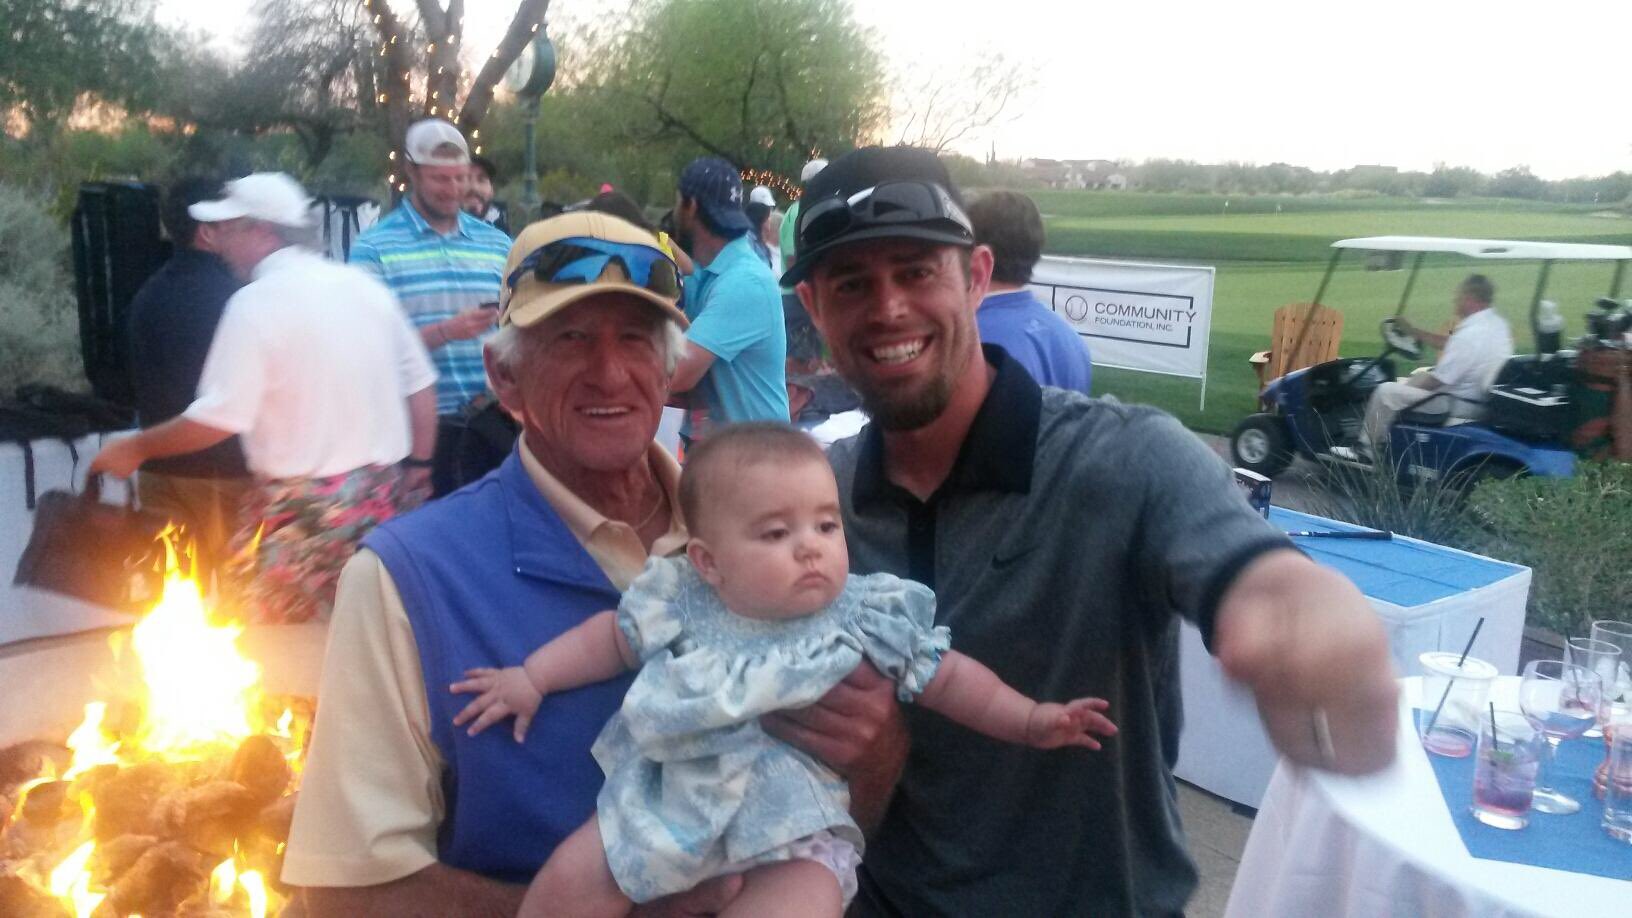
[592, 555, 949, 903]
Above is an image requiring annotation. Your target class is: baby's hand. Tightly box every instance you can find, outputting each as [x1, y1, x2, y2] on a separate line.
[1025, 697, 1118, 750]
[451, 666, 544, 742]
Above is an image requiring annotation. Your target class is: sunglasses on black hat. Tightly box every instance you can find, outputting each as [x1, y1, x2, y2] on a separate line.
[796, 181, 973, 254]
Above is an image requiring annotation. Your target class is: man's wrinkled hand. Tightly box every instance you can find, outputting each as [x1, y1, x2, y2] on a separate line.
[1214, 552, 1399, 775]
[761, 662, 901, 775]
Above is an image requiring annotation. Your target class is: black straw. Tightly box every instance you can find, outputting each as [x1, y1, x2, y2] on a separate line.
[1424, 618, 1488, 739]
[1458, 619, 1485, 666]
[1489, 702, 1502, 753]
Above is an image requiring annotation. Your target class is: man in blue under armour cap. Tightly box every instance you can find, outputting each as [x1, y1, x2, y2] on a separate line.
[668, 156, 788, 440]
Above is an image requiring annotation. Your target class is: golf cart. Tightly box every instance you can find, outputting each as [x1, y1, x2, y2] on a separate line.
[1230, 236, 1632, 485]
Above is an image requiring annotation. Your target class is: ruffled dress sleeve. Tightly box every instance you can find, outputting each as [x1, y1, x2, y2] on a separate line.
[848, 573, 951, 702]
[616, 556, 689, 662]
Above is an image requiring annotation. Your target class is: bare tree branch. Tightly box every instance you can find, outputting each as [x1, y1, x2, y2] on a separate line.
[892, 54, 1033, 153]
[456, 0, 549, 134]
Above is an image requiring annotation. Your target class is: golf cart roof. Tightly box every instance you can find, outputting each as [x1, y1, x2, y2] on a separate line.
[1332, 236, 1632, 261]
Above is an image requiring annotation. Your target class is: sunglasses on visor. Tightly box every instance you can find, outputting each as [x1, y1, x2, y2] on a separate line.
[796, 181, 974, 252]
[506, 236, 682, 300]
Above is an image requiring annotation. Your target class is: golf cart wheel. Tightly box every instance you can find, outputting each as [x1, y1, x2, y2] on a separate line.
[1231, 414, 1293, 477]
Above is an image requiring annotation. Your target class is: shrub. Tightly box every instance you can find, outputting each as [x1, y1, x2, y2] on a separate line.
[0, 182, 85, 393]
[1299, 459, 1474, 547]
[1465, 462, 1632, 637]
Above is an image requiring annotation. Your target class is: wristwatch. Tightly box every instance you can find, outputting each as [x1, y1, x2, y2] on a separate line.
[402, 456, 434, 469]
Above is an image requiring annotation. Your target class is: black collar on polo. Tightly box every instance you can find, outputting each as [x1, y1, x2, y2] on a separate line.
[852, 344, 1039, 509]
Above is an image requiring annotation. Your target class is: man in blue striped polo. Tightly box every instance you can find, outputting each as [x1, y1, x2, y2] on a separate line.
[350, 118, 513, 496]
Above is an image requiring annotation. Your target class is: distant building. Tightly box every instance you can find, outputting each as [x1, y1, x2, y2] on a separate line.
[1021, 158, 1129, 190]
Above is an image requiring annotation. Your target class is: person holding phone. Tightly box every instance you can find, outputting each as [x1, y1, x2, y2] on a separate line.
[350, 118, 513, 496]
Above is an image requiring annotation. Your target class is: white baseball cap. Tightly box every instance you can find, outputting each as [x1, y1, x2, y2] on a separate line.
[404, 118, 470, 166]
[800, 158, 829, 183]
[749, 185, 776, 207]
[188, 173, 313, 228]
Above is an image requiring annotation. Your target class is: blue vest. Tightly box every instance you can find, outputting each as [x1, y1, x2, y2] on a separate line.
[362, 449, 632, 884]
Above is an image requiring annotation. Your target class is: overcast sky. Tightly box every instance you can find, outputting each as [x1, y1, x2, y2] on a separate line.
[157, 0, 1632, 179]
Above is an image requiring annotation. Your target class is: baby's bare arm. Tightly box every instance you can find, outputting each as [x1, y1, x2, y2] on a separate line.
[452, 611, 637, 741]
[523, 610, 638, 694]
[917, 651, 1116, 749]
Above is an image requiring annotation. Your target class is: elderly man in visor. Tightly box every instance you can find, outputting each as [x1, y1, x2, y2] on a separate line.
[285, 213, 747, 916]
[762, 146, 1399, 917]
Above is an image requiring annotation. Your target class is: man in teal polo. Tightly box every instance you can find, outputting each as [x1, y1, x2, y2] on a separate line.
[668, 156, 788, 441]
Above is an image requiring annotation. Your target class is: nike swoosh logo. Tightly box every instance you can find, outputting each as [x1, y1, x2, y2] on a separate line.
[991, 542, 1039, 569]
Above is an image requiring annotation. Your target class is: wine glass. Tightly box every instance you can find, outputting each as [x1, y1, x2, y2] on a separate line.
[1518, 660, 1602, 815]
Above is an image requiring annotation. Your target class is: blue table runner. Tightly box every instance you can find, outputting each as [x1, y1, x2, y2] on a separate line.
[1419, 715, 1632, 881]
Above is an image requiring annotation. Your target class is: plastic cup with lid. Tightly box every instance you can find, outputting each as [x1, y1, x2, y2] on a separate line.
[1418, 651, 1499, 758]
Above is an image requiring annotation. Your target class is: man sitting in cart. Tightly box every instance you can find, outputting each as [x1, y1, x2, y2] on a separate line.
[1361, 273, 1514, 454]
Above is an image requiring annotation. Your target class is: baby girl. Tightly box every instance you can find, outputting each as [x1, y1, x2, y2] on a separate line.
[451, 422, 1117, 917]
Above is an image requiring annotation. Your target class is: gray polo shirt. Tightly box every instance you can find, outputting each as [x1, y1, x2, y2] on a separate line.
[835, 346, 1290, 917]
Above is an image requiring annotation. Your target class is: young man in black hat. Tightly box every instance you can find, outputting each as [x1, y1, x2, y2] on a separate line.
[766, 146, 1399, 916]
[465, 154, 509, 235]
[667, 156, 788, 440]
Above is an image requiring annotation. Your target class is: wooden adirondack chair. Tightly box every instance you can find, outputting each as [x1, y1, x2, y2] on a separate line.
[1249, 304, 1344, 405]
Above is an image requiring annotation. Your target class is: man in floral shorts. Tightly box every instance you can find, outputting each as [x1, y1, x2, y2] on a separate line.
[91, 173, 438, 623]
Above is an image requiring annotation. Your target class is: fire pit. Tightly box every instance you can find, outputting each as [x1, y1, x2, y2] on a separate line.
[0, 545, 325, 917]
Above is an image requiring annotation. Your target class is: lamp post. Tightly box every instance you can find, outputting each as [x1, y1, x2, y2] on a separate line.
[504, 32, 557, 218]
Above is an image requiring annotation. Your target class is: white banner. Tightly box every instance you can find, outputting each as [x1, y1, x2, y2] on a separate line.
[1027, 256, 1215, 387]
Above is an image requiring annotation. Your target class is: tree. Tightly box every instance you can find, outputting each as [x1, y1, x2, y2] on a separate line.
[564, 0, 888, 193]
[891, 54, 1034, 154]
[1423, 163, 1485, 198]
[1488, 165, 1547, 200]
[213, 0, 389, 171]
[366, 0, 553, 185]
[0, 0, 187, 143]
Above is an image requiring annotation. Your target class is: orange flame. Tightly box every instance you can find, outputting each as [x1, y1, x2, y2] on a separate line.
[33, 527, 300, 916]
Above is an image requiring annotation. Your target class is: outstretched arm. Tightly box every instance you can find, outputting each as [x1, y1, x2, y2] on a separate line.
[451, 610, 636, 741]
[916, 651, 1117, 750]
[523, 609, 639, 693]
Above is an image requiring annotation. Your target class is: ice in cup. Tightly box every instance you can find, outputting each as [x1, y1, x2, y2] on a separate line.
[1418, 651, 1499, 758]
[1472, 710, 1541, 830]
[1603, 714, 1632, 843]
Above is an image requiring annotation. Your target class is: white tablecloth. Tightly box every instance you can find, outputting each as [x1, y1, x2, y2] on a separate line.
[1176, 510, 1531, 808]
[1224, 678, 1629, 918]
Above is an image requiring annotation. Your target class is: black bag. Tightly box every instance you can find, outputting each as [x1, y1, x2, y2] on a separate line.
[13, 475, 170, 612]
[453, 395, 520, 490]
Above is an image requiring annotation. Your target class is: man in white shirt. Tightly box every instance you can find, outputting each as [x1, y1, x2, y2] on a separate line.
[91, 173, 439, 624]
[1362, 273, 1514, 451]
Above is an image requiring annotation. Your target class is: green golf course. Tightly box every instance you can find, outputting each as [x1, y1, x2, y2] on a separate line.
[1028, 191, 1632, 431]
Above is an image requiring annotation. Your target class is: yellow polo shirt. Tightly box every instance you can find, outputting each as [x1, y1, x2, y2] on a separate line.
[282, 442, 686, 887]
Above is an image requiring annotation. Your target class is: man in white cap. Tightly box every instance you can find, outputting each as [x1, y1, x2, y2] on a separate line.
[350, 118, 513, 496]
[91, 172, 439, 625]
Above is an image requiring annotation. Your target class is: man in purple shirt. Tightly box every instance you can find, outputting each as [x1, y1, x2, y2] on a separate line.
[968, 191, 1092, 394]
